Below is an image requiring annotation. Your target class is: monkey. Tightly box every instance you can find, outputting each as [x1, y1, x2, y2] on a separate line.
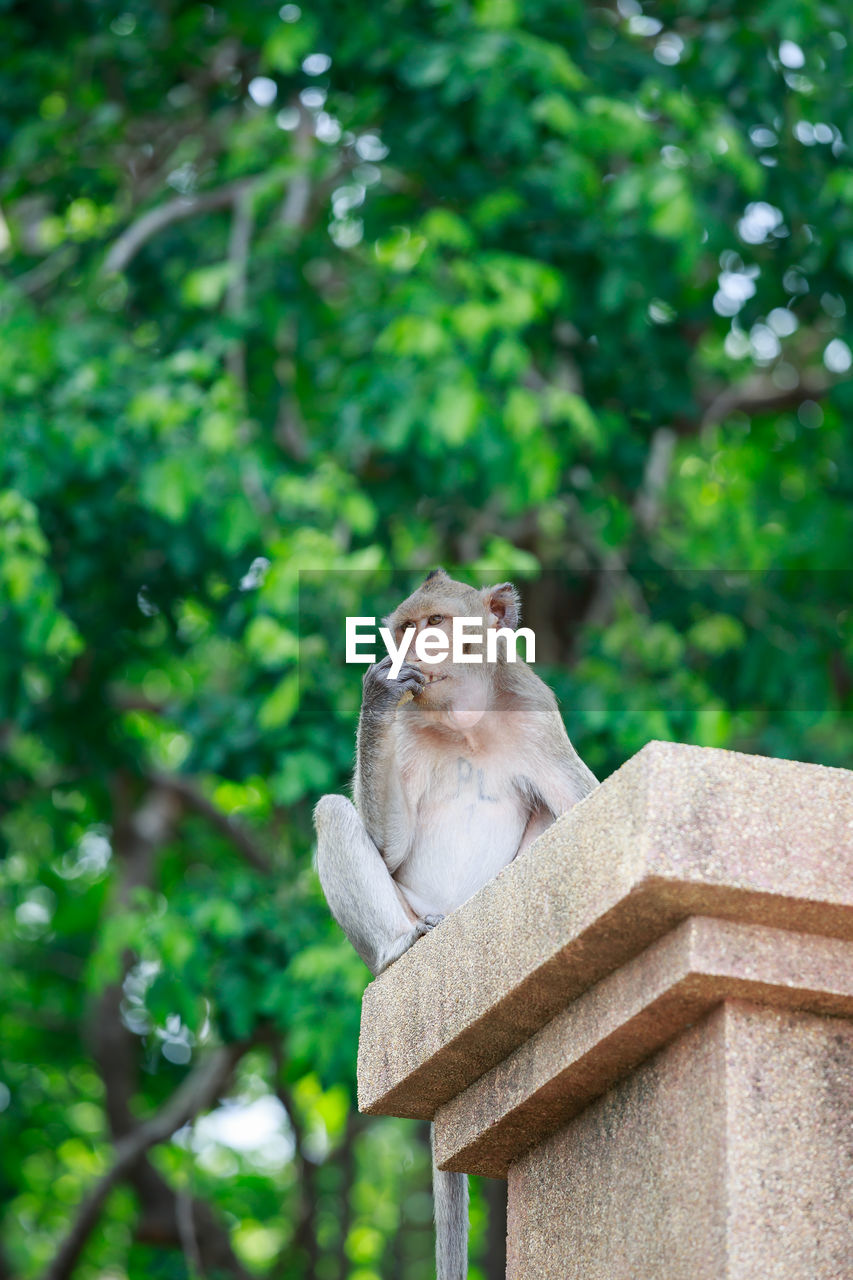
[314, 569, 598, 1280]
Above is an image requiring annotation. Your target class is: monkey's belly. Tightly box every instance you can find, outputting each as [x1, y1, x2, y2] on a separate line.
[394, 797, 526, 919]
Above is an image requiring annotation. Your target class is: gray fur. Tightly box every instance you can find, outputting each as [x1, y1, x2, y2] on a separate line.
[314, 794, 427, 975]
[432, 1126, 469, 1280]
[314, 574, 598, 1279]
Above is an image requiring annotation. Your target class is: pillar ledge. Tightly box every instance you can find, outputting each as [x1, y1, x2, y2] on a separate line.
[357, 741, 853, 1123]
[435, 914, 853, 1176]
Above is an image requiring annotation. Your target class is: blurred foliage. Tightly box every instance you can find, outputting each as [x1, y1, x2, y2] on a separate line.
[1, 0, 852, 1276]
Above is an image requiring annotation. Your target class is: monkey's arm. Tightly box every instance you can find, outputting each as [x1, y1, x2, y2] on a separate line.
[354, 654, 424, 863]
[537, 736, 598, 814]
[312, 656, 438, 976]
[516, 702, 598, 836]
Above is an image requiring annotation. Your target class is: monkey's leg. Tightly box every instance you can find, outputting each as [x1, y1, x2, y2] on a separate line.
[314, 794, 435, 976]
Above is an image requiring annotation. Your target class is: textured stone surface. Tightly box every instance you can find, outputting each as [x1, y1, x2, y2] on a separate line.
[358, 741, 853, 1118]
[506, 1001, 853, 1280]
[434, 916, 853, 1176]
[507, 1004, 728, 1280]
[724, 1003, 853, 1279]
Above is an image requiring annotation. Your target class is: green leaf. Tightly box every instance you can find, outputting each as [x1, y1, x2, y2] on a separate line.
[181, 263, 235, 309]
[262, 17, 318, 74]
[258, 672, 300, 730]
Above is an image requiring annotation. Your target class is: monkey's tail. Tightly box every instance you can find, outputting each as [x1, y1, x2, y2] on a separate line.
[431, 1124, 469, 1280]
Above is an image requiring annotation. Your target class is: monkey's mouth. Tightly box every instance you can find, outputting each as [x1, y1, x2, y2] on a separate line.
[422, 673, 448, 685]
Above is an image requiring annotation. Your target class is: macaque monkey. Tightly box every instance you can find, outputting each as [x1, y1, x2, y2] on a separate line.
[314, 569, 597, 1280]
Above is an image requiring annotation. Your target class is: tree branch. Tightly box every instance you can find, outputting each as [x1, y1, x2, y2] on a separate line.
[149, 770, 275, 875]
[9, 245, 79, 297]
[280, 108, 314, 230]
[103, 178, 258, 274]
[634, 425, 677, 535]
[42, 1042, 248, 1280]
[176, 1168, 205, 1280]
[271, 1047, 320, 1276]
[105, 105, 335, 277]
[135, 1165, 249, 1278]
[569, 425, 674, 648]
[225, 188, 255, 396]
[0, 1239, 14, 1280]
[85, 779, 251, 1278]
[699, 370, 836, 431]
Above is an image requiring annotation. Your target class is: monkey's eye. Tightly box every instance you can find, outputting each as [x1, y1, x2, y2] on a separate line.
[427, 615, 444, 627]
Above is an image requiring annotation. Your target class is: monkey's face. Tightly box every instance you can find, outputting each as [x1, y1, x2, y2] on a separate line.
[384, 572, 521, 712]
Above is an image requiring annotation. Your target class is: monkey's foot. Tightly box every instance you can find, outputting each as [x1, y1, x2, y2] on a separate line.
[418, 914, 445, 934]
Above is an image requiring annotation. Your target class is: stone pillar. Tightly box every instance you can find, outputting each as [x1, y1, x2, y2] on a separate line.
[357, 742, 853, 1279]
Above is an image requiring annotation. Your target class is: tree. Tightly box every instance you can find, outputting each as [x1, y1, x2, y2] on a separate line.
[1, 1, 851, 1276]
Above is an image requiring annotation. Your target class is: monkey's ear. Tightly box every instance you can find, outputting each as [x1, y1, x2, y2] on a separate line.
[482, 582, 520, 629]
[423, 568, 448, 584]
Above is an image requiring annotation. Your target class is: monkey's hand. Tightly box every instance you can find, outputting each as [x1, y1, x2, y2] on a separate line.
[363, 654, 426, 709]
